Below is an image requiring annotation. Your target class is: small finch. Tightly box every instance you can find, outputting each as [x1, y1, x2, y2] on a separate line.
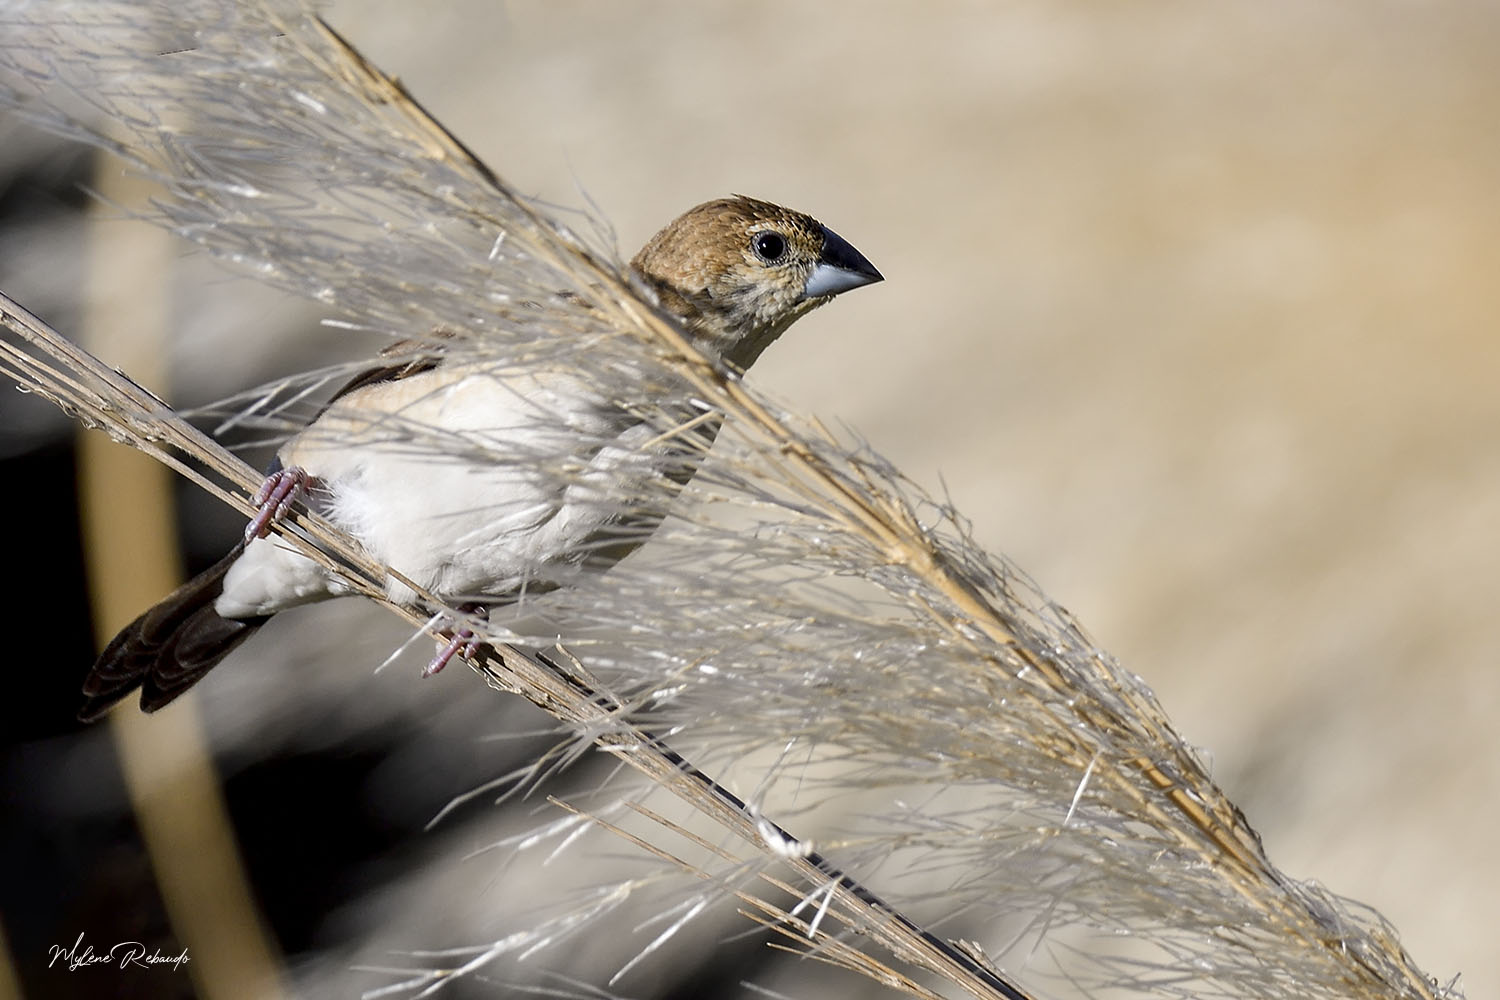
[80, 196, 882, 720]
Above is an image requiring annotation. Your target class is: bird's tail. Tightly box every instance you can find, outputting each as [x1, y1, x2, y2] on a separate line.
[80, 541, 269, 722]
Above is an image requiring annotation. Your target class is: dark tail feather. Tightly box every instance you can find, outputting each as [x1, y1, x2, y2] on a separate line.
[80, 542, 268, 722]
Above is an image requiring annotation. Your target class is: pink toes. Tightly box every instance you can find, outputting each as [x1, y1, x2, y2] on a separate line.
[424, 604, 486, 677]
[244, 466, 309, 542]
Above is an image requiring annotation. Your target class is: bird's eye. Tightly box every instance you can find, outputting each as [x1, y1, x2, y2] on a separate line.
[751, 231, 788, 263]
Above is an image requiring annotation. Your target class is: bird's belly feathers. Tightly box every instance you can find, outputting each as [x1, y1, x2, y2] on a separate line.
[216, 365, 660, 618]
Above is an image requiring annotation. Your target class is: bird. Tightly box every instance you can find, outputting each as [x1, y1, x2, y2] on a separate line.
[79, 195, 882, 721]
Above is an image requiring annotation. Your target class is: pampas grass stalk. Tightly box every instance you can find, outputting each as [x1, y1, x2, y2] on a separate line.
[0, 286, 1029, 1000]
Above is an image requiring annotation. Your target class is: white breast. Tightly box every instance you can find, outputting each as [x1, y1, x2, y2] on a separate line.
[216, 362, 657, 617]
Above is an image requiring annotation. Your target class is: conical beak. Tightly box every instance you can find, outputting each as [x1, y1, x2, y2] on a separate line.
[803, 225, 883, 299]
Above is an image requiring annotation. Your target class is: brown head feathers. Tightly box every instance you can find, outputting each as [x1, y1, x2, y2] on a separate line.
[630, 196, 881, 369]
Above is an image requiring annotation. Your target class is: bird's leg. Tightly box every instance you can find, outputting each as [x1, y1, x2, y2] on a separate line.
[425, 603, 488, 677]
[243, 466, 310, 541]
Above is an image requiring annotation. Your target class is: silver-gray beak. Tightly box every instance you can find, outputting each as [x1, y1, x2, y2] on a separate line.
[803, 225, 883, 299]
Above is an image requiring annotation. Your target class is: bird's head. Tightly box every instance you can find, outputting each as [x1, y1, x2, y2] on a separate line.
[629, 195, 882, 370]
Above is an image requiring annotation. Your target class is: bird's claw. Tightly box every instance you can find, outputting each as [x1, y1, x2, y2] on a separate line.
[244, 466, 309, 542]
[424, 604, 487, 677]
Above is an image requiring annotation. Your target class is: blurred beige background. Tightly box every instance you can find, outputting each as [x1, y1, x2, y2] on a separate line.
[311, 1, 1497, 993]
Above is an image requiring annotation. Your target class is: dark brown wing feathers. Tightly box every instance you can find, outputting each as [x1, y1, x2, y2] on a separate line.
[79, 541, 269, 721]
[79, 336, 451, 722]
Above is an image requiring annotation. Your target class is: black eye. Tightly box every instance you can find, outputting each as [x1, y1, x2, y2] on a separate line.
[752, 231, 787, 263]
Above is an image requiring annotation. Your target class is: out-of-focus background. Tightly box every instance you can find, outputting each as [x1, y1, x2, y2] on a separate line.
[2, 2, 1496, 998]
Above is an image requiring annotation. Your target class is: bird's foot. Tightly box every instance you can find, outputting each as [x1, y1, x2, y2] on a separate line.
[425, 603, 488, 677]
[244, 466, 310, 542]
